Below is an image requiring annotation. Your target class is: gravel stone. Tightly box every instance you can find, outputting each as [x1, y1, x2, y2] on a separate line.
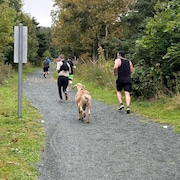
[23, 68, 180, 180]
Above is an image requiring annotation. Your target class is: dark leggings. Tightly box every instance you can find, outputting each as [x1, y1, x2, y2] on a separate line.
[57, 76, 69, 99]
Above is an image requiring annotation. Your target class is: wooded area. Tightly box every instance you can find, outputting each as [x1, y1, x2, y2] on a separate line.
[0, 0, 56, 66]
[0, 0, 179, 99]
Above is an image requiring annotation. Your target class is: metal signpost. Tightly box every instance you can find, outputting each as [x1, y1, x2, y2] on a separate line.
[14, 24, 28, 118]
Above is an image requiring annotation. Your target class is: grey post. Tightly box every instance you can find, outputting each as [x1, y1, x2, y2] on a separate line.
[18, 23, 23, 118]
[14, 23, 27, 118]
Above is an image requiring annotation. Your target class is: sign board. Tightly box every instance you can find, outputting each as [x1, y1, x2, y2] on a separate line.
[14, 24, 28, 118]
[14, 25, 28, 63]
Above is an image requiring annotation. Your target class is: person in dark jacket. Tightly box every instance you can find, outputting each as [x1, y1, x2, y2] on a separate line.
[113, 51, 134, 114]
[43, 58, 50, 78]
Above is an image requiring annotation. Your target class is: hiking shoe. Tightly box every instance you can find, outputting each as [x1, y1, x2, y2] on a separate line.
[118, 104, 124, 110]
[126, 107, 130, 114]
[65, 92, 68, 100]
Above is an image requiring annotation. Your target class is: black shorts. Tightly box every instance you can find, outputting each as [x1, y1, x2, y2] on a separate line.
[43, 67, 49, 72]
[57, 76, 69, 90]
[116, 80, 132, 92]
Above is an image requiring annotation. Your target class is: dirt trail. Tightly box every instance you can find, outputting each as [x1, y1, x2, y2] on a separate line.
[23, 68, 180, 180]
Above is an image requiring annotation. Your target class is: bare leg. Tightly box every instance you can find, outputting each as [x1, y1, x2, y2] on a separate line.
[125, 91, 131, 107]
[117, 91, 123, 104]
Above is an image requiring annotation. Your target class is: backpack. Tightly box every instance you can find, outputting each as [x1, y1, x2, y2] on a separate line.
[67, 59, 74, 74]
[43, 59, 49, 68]
[60, 60, 69, 71]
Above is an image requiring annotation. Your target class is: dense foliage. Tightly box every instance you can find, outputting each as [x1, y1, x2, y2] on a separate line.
[0, 0, 179, 99]
[132, 0, 180, 98]
[51, 0, 179, 99]
[0, 1, 16, 62]
[52, 0, 136, 60]
[0, 0, 54, 66]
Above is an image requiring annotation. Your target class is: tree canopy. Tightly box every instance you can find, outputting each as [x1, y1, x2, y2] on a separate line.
[132, 0, 180, 98]
[0, 0, 179, 98]
[0, 0, 53, 65]
[52, 0, 136, 59]
[0, 1, 16, 54]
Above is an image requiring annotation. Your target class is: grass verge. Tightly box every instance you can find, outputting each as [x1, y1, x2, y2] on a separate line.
[0, 67, 45, 179]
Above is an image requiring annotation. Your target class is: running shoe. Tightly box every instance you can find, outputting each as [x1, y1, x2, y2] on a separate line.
[126, 107, 130, 114]
[118, 103, 124, 110]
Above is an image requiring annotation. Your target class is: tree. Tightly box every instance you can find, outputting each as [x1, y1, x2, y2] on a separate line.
[133, 0, 180, 96]
[136, 0, 180, 72]
[0, 2, 16, 64]
[19, 14, 39, 64]
[52, 0, 136, 60]
[0, 0, 54, 66]
[37, 27, 52, 59]
[118, 0, 158, 57]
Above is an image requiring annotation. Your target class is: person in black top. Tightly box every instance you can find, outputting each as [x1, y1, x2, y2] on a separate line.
[113, 51, 134, 114]
[67, 55, 76, 90]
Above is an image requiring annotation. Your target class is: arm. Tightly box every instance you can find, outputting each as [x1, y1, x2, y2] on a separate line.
[56, 61, 61, 72]
[113, 59, 121, 76]
[72, 61, 76, 69]
[129, 61, 134, 73]
[67, 62, 72, 74]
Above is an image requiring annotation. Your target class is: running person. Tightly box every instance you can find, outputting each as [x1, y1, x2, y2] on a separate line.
[43, 58, 50, 78]
[113, 51, 134, 114]
[56, 54, 71, 102]
[67, 55, 76, 90]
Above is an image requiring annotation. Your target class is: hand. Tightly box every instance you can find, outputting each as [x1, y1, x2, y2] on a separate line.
[113, 68, 117, 76]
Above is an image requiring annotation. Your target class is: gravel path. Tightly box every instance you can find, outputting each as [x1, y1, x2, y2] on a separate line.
[23, 68, 180, 180]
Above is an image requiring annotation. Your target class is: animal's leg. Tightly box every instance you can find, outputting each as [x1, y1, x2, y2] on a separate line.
[78, 106, 84, 122]
[87, 114, 90, 123]
[82, 105, 86, 118]
[78, 107, 81, 121]
[86, 105, 91, 123]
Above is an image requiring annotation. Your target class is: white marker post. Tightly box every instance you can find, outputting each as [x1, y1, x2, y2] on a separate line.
[14, 24, 28, 118]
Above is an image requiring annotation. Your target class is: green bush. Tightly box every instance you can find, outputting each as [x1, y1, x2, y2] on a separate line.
[132, 61, 180, 100]
[131, 64, 160, 99]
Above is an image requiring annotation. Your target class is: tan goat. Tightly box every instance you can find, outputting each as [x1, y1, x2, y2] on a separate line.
[73, 83, 91, 123]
